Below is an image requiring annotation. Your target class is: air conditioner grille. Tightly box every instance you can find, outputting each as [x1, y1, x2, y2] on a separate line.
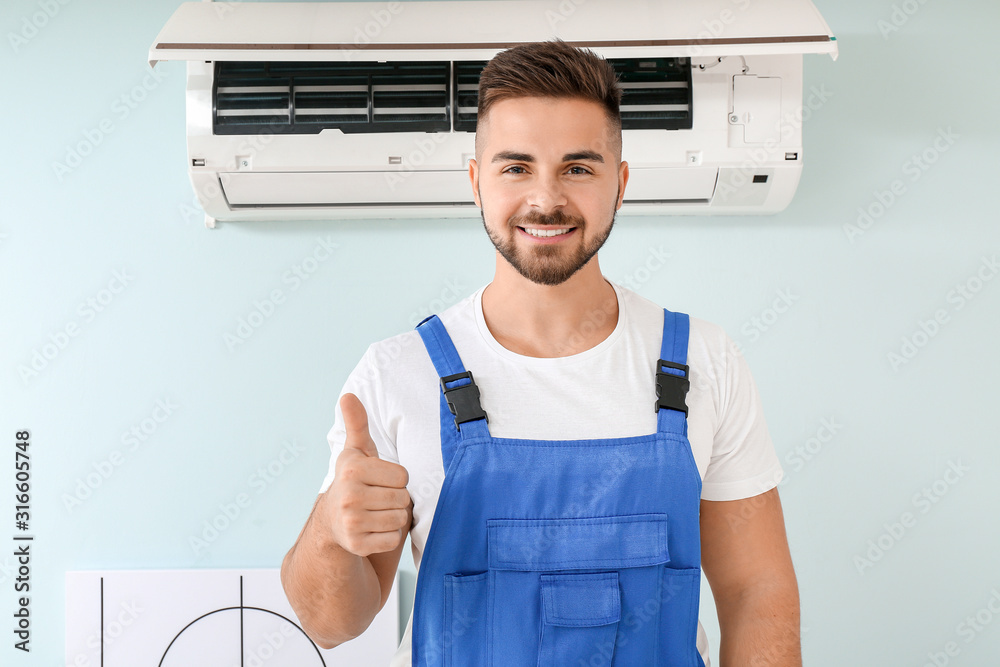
[214, 61, 451, 135]
[213, 57, 692, 135]
[449, 57, 692, 133]
[613, 58, 693, 129]
[453, 61, 486, 132]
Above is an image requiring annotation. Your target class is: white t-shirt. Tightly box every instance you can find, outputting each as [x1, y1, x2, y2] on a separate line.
[320, 279, 783, 667]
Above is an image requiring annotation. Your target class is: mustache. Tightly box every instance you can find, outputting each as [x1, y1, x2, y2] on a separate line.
[509, 210, 585, 229]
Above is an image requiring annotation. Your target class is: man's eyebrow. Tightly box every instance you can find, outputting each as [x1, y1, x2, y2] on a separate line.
[490, 150, 605, 164]
[491, 151, 534, 164]
[562, 151, 604, 163]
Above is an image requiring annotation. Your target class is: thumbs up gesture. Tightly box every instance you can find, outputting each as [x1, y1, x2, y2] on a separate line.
[327, 393, 413, 557]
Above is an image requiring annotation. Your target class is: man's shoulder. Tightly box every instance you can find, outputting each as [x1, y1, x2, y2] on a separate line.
[615, 282, 733, 354]
[363, 286, 482, 368]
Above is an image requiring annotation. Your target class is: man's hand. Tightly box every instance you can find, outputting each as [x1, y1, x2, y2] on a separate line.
[325, 393, 413, 558]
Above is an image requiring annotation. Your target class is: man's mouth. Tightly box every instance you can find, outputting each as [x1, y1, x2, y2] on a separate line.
[518, 227, 575, 238]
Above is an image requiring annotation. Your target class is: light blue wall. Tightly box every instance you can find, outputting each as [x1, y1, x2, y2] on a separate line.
[2, 1, 997, 665]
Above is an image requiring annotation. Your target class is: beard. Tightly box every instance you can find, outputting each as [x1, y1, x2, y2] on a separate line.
[480, 189, 618, 287]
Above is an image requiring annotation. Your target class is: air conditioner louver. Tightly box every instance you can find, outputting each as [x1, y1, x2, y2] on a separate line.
[447, 58, 693, 134]
[612, 58, 693, 130]
[452, 61, 485, 132]
[214, 57, 696, 136]
[214, 61, 451, 135]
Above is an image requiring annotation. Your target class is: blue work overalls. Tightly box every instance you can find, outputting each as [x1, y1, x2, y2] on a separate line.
[411, 309, 705, 667]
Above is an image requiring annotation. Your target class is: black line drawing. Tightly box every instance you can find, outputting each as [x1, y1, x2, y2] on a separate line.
[97, 575, 326, 667]
[70, 569, 397, 667]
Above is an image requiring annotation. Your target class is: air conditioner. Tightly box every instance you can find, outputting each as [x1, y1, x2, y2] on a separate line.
[149, 0, 837, 227]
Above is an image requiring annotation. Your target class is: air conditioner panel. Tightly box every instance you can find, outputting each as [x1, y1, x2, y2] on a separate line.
[220, 171, 474, 206]
[149, 0, 838, 67]
[218, 167, 720, 208]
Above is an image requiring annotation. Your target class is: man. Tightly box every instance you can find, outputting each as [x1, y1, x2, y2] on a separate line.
[282, 40, 800, 666]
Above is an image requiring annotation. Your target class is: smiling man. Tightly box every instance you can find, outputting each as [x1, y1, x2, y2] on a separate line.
[282, 40, 800, 666]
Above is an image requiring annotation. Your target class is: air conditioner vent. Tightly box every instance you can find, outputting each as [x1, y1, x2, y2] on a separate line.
[612, 58, 693, 130]
[214, 61, 452, 135]
[448, 57, 692, 133]
[453, 61, 486, 132]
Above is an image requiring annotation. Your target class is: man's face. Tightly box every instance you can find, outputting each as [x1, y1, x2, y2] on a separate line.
[469, 96, 629, 286]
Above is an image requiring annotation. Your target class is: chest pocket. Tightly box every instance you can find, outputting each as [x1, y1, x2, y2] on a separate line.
[442, 513, 701, 666]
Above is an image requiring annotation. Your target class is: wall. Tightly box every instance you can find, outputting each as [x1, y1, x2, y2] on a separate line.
[1, 0, 997, 665]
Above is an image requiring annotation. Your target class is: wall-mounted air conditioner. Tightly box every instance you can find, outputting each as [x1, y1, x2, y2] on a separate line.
[149, 0, 837, 227]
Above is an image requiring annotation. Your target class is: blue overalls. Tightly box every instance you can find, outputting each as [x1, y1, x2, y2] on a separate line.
[411, 309, 705, 667]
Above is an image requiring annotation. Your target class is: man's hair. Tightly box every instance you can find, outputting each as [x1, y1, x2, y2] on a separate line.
[475, 39, 623, 157]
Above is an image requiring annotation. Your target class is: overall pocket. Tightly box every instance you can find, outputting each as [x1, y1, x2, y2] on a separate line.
[657, 567, 703, 666]
[537, 572, 621, 667]
[442, 571, 487, 667]
[486, 514, 671, 667]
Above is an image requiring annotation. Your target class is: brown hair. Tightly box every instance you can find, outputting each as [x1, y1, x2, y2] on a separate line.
[476, 39, 623, 155]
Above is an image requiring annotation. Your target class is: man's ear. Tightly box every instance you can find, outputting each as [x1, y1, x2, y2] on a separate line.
[469, 158, 481, 208]
[616, 160, 629, 210]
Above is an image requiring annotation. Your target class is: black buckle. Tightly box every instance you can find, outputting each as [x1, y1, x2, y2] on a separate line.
[440, 371, 488, 430]
[655, 359, 690, 414]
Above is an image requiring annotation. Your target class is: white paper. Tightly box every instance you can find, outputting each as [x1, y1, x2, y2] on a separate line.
[66, 568, 399, 667]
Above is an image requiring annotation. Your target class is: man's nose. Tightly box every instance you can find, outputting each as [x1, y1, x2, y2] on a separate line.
[526, 172, 568, 213]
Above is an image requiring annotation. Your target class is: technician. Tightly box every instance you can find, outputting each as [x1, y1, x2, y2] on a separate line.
[282, 40, 800, 666]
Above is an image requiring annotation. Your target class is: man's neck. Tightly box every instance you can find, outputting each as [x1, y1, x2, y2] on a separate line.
[482, 255, 619, 358]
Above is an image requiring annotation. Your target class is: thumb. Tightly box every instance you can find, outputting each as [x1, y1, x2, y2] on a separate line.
[340, 393, 378, 458]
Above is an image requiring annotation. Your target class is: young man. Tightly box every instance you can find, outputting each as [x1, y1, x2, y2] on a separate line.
[282, 40, 800, 666]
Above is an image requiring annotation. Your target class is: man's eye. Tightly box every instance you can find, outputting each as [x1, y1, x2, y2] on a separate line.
[568, 166, 591, 175]
[503, 165, 526, 174]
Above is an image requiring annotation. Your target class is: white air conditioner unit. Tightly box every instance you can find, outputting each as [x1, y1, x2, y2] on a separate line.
[149, 0, 837, 227]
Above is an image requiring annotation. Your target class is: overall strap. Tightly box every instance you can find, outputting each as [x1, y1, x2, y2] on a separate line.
[656, 309, 691, 437]
[415, 315, 491, 473]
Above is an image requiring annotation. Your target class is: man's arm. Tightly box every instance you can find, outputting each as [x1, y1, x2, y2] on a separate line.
[280, 393, 412, 649]
[280, 492, 406, 648]
[700, 487, 801, 667]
